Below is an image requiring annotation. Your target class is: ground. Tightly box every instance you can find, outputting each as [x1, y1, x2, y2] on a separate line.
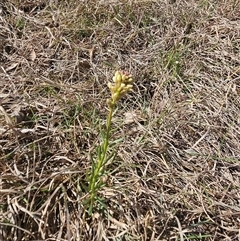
[0, 0, 239, 240]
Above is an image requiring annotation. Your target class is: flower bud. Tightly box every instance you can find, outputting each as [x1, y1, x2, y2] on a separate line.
[108, 82, 112, 89]
[126, 84, 133, 90]
[120, 89, 128, 95]
[126, 77, 133, 84]
[107, 98, 113, 107]
[120, 83, 125, 89]
[121, 74, 127, 82]
[112, 93, 119, 102]
[114, 71, 121, 84]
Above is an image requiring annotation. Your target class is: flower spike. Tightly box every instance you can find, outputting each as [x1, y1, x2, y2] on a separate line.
[107, 71, 134, 107]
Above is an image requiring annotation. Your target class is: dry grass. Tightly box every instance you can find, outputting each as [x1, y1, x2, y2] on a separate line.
[0, 0, 240, 240]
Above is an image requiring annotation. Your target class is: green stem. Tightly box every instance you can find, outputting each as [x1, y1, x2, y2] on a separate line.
[89, 104, 114, 210]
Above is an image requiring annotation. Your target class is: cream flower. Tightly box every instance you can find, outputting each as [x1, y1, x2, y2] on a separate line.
[107, 71, 134, 107]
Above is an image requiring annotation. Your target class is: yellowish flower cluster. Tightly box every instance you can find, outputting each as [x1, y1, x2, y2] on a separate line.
[107, 71, 134, 107]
